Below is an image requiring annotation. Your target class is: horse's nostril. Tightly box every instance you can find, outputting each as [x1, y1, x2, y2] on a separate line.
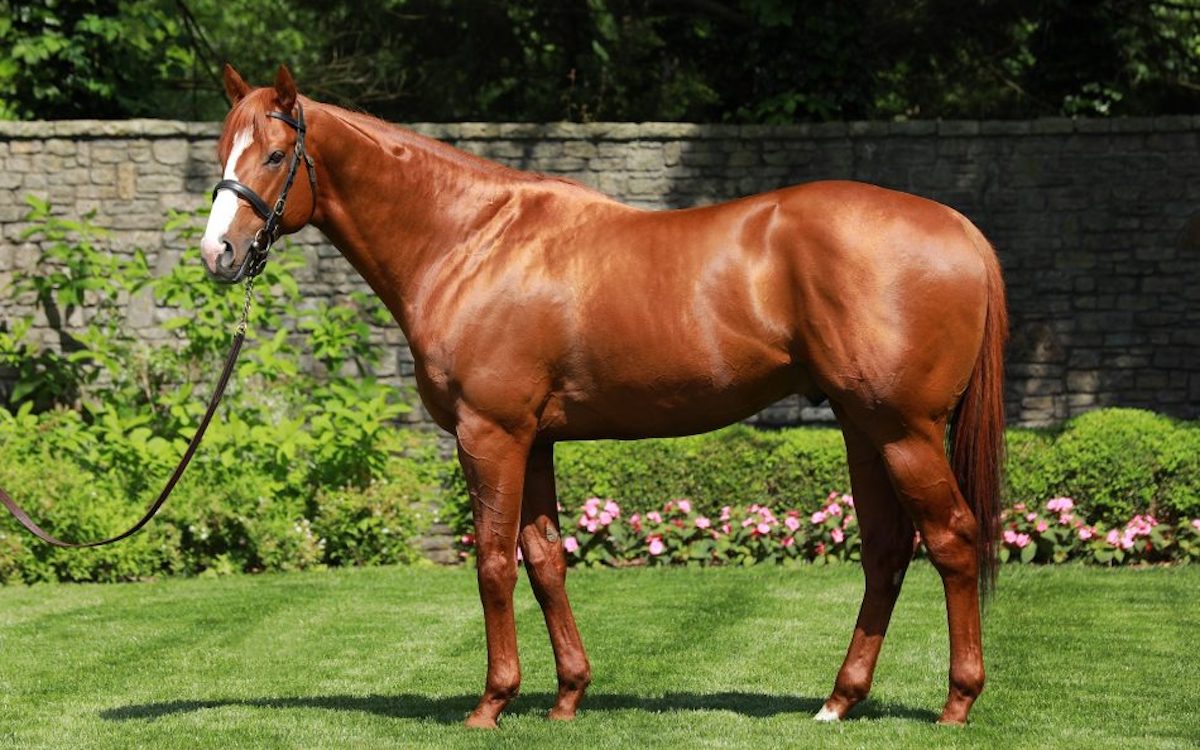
[219, 242, 234, 269]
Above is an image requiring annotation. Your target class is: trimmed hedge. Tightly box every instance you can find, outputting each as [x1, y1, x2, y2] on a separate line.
[441, 408, 1200, 535]
[1, 407, 1195, 582]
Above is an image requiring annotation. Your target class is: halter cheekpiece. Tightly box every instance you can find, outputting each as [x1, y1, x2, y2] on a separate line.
[211, 102, 317, 280]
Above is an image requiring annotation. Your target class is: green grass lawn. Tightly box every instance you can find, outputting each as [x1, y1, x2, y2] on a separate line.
[0, 563, 1195, 749]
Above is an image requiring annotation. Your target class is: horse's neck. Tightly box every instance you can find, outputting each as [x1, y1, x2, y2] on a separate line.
[306, 102, 512, 333]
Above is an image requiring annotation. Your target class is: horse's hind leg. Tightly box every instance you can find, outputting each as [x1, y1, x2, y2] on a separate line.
[517, 443, 591, 720]
[876, 426, 986, 725]
[817, 418, 916, 721]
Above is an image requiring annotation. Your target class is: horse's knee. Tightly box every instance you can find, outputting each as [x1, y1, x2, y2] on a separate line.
[477, 549, 519, 598]
[526, 546, 567, 587]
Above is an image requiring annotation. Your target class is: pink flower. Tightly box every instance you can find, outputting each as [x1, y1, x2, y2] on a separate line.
[563, 536, 579, 553]
[599, 511, 614, 526]
[721, 523, 732, 535]
[1013, 502, 1027, 512]
[742, 517, 755, 528]
[782, 536, 795, 548]
[1015, 533, 1031, 549]
[629, 513, 642, 531]
[1058, 513, 1074, 526]
[831, 527, 845, 544]
[1046, 497, 1075, 513]
[647, 511, 663, 524]
[720, 506, 732, 521]
[516, 547, 523, 562]
[1192, 519, 1200, 532]
[604, 500, 621, 517]
[585, 519, 599, 534]
[1036, 521, 1049, 533]
[755, 522, 771, 536]
[1003, 530, 1018, 545]
[784, 516, 801, 532]
[811, 510, 827, 524]
[1078, 526, 1094, 541]
[841, 494, 855, 507]
[460, 534, 475, 546]
[1025, 512, 1038, 522]
[677, 499, 692, 514]
[815, 542, 826, 555]
[1120, 533, 1136, 551]
[648, 536, 665, 556]
[695, 516, 712, 530]
[1106, 529, 1121, 546]
[584, 504, 599, 520]
[827, 502, 843, 517]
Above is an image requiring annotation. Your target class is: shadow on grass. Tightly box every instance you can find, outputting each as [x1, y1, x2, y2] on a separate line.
[101, 691, 936, 724]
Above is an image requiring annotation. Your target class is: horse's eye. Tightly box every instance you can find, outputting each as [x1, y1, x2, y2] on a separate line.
[267, 150, 285, 165]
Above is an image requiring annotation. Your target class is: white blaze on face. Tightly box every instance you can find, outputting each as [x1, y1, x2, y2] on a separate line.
[200, 127, 254, 271]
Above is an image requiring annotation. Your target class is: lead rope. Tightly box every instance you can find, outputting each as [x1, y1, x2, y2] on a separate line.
[0, 279, 256, 548]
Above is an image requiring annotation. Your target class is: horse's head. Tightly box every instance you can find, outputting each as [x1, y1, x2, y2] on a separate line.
[201, 64, 317, 282]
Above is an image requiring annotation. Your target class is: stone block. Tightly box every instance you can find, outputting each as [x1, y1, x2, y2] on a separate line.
[152, 138, 189, 165]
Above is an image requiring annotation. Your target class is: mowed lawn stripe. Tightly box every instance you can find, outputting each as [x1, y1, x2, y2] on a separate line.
[0, 564, 1195, 749]
[0, 575, 299, 747]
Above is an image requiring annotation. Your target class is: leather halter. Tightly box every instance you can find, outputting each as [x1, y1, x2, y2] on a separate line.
[211, 103, 317, 281]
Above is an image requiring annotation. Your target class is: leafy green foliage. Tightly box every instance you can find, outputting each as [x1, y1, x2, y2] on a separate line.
[3, 1, 1199, 122]
[0, 199, 426, 582]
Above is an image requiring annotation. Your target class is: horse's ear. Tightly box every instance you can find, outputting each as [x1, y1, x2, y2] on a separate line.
[223, 64, 251, 106]
[274, 64, 297, 113]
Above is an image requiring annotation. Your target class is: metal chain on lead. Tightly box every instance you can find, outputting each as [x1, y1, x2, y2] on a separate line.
[235, 276, 256, 336]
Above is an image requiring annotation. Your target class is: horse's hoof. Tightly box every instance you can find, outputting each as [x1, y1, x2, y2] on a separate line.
[547, 706, 578, 721]
[464, 713, 499, 730]
[814, 704, 842, 722]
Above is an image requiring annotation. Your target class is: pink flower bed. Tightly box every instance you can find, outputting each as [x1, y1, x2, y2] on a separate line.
[456, 493, 1200, 568]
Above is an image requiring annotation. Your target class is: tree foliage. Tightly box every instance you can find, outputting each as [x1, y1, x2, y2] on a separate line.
[2, 0, 1199, 122]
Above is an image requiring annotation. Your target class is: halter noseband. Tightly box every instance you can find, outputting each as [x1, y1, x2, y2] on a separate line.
[211, 102, 317, 281]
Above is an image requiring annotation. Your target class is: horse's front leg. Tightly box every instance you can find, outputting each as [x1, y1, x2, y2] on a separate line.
[518, 443, 591, 719]
[456, 415, 533, 729]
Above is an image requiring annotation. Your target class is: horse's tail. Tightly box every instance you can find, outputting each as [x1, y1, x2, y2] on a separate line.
[948, 237, 1008, 604]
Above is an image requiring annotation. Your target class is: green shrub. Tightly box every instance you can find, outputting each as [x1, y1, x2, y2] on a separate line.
[1004, 428, 1058, 505]
[0, 200, 431, 582]
[314, 458, 430, 567]
[0, 450, 182, 583]
[1045, 409, 1187, 524]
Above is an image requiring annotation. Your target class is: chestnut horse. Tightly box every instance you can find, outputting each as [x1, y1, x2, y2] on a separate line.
[204, 65, 1006, 728]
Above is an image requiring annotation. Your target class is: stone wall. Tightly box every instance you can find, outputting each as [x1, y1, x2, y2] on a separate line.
[1, 117, 1197, 427]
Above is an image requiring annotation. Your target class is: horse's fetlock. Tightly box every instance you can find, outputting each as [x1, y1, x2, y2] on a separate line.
[951, 664, 985, 701]
[487, 670, 522, 702]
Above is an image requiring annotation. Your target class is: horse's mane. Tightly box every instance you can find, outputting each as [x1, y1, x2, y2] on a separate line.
[321, 104, 610, 199]
[217, 89, 613, 200]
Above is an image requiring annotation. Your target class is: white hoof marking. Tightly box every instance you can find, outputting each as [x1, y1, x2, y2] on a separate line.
[814, 706, 841, 722]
